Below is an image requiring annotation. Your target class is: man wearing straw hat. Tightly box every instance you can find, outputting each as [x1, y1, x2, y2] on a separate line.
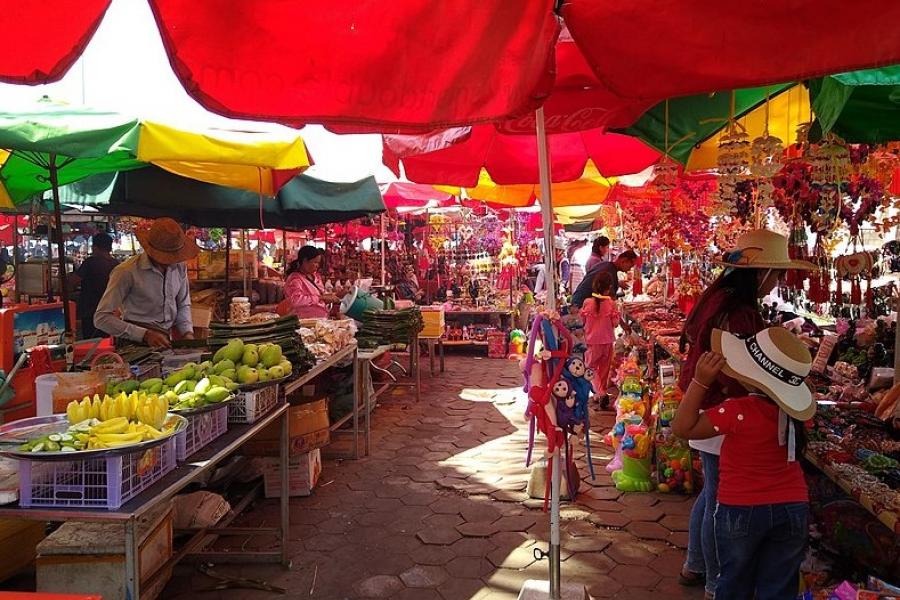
[94, 218, 199, 348]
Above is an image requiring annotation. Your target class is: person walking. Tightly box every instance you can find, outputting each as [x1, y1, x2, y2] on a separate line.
[70, 232, 118, 339]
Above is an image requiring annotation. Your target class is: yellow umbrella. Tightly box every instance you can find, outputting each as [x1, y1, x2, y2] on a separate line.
[466, 160, 615, 208]
[686, 85, 812, 171]
[136, 121, 312, 195]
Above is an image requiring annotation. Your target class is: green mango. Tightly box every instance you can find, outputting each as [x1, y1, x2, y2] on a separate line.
[279, 360, 293, 375]
[213, 346, 229, 363]
[173, 380, 192, 395]
[241, 349, 259, 366]
[214, 359, 235, 374]
[204, 386, 231, 403]
[225, 382, 239, 392]
[260, 344, 283, 367]
[118, 380, 140, 394]
[139, 377, 163, 390]
[220, 369, 236, 381]
[222, 339, 245, 363]
[208, 374, 225, 387]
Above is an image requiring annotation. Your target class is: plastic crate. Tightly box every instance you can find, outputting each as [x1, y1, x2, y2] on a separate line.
[175, 403, 229, 461]
[228, 384, 279, 424]
[19, 437, 177, 510]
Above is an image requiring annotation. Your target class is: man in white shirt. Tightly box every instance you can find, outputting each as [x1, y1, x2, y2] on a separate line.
[94, 218, 199, 348]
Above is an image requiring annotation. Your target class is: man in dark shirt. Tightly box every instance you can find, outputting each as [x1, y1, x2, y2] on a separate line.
[70, 233, 118, 338]
[571, 250, 638, 308]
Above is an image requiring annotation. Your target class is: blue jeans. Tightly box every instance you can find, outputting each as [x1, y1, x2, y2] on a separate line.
[685, 451, 720, 594]
[715, 502, 808, 600]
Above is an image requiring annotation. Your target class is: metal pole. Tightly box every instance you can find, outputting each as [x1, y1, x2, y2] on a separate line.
[48, 155, 74, 369]
[381, 214, 387, 286]
[12, 214, 19, 303]
[536, 107, 561, 600]
[224, 227, 232, 295]
[282, 229, 288, 277]
[240, 230, 248, 298]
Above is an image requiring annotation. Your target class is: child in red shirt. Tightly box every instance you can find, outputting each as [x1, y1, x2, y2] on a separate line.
[673, 326, 815, 600]
[580, 271, 619, 409]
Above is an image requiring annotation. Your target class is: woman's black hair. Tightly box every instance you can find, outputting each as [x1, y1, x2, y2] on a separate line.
[679, 267, 761, 352]
[286, 245, 323, 276]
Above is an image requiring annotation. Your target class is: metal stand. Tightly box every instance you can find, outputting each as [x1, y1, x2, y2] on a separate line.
[520, 107, 586, 600]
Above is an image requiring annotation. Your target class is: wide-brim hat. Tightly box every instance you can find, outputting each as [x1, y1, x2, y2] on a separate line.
[711, 327, 816, 421]
[716, 229, 816, 271]
[135, 218, 199, 265]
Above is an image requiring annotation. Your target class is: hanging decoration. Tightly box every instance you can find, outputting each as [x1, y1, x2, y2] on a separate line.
[748, 92, 784, 220]
[714, 92, 751, 216]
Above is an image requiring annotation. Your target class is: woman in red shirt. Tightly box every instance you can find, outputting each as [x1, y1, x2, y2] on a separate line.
[677, 230, 813, 597]
[673, 326, 816, 600]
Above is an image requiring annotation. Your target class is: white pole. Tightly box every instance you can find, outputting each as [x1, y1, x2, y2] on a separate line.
[381, 214, 387, 287]
[535, 107, 561, 600]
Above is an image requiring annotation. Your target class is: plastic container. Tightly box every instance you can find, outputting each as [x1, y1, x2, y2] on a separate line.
[340, 286, 383, 321]
[228, 384, 280, 424]
[19, 437, 177, 510]
[229, 297, 251, 324]
[35, 375, 59, 417]
[175, 404, 229, 461]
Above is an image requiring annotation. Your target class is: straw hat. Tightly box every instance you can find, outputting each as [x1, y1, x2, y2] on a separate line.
[718, 229, 816, 271]
[135, 218, 199, 265]
[711, 326, 815, 420]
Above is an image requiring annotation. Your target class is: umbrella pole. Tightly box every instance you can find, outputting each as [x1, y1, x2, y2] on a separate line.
[381, 213, 386, 286]
[536, 107, 562, 600]
[13, 214, 19, 303]
[224, 228, 232, 304]
[48, 154, 74, 370]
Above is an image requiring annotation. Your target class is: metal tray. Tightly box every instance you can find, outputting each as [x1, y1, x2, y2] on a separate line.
[168, 395, 235, 416]
[0, 413, 189, 461]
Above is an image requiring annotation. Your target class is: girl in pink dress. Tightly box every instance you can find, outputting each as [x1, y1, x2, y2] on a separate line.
[282, 246, 340, 319]
[580, 271, 619, 409]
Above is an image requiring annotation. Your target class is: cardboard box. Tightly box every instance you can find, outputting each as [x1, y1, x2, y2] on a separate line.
[36, 503, 173, 600]
[242, 400, 331, 456]
[0, 519, 45, 583]
[262, 449, 321, 498]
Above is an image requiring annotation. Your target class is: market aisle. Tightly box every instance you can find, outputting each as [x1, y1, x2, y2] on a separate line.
[164, 356, 704, 600]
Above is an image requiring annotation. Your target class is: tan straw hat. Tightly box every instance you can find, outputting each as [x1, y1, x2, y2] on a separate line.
[711, 326, 815, 420]
[135, 218, 199, 265]
[717, 229, 816, 271]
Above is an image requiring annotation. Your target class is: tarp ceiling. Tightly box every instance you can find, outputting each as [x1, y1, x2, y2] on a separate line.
[56, 166, 385, 230]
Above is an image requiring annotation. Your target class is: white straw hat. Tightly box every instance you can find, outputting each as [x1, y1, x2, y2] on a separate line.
[711, 326, 816, 421]
[717, 229, 816, 271]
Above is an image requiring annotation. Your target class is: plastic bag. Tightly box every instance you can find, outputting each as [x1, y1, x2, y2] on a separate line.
[51, 371, 105, 413]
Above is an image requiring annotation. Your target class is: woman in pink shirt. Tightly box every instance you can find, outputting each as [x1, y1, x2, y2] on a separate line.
[580, 271, 619, 409]
[282, 246, 340, 319]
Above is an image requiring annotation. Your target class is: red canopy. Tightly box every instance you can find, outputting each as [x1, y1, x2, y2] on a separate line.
[0, 0, 111, 84]
[562, 0, 900, 100]
[497, 27, 654, 134]
[384, 126, 659, 186]
[148, 0, 559, 130]
[381, 183, 456, 210]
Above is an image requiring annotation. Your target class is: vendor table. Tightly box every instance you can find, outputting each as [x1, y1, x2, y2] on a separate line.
[442, 310, 512, 352]
[354, 345, 390, 458]
[804, 449, 899, 535]
[0, 404, 292, 600]
[420, 336, 445, 375]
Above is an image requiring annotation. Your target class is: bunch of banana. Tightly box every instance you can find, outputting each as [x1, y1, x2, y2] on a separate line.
[82, 418, 166, 449]
[66, 392, 168, 429]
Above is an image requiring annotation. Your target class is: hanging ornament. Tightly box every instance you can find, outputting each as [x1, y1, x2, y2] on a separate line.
[714, 92, 751, 215]
[749, 91, 784, 216]
[653, 100, 680, 195]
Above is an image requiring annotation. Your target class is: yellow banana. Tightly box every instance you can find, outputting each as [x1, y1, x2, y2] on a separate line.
[92, 416, 129, 434]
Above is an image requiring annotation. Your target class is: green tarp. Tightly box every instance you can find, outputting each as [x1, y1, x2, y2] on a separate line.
[619, 84, 794, 165]
[0, 99, 143, 204]
[809, 66, 900, 142]
[59, 166, 385, 229]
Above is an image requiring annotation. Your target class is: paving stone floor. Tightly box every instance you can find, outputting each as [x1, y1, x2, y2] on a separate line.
[164, 355, 704, 600]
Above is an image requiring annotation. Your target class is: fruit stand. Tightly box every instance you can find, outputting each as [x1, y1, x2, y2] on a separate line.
[0, 342, 358, 600]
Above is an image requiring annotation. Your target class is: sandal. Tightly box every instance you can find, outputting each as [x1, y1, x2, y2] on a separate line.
[678, 569, 705, 587]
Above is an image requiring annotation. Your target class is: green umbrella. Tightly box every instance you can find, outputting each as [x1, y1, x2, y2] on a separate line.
[809, 66, 900, 142]
[618, 84, 794, 165]
[0, 98, 142, 348]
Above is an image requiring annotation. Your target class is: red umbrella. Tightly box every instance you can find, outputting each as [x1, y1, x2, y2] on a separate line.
[147, 0, 559, 130]
[380, 183, 455, 210]
[383, 125, 659, 186]
[562, 0, 900, 100]
[0, 0, 110, 84]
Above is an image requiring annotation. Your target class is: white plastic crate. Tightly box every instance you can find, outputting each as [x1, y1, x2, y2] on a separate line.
[228, 384, 280, 424]
[175, 403, 229, 460]
[19, 437, 177, 510]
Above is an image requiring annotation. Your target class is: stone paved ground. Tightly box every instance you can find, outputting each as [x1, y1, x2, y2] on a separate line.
[164, 355, 704, 600]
